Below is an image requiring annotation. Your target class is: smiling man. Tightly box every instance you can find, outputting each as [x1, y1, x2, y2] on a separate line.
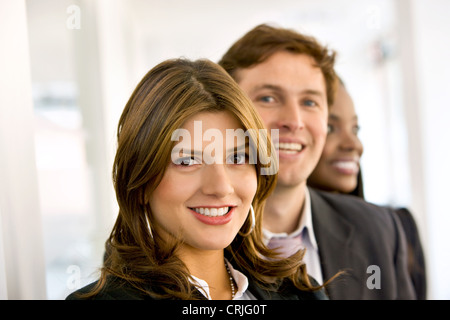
[219, 24, 416, 299]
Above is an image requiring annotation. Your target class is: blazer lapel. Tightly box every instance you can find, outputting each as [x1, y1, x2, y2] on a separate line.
[309, 188, 366, 299]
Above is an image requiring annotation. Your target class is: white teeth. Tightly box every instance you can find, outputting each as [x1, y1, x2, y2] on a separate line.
[333, 161, 359, 171]
[192, 207, 230, 217]
[274, 142, 303, 152]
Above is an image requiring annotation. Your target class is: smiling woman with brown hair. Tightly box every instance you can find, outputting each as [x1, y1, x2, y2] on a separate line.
[66, 58, 329, 300]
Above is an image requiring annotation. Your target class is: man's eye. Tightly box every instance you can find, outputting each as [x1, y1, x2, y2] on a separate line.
[259, 96, 275, 103]
[303, 99, 318, 107]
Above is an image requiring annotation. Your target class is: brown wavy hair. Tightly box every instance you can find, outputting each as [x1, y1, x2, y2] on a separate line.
[84, 58, 323, 299]
[218, 23, 338, 106]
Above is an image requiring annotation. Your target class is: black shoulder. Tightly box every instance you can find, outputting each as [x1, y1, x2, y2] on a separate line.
[66, 281, 98, 300]
[311, 188, 380, 210]
[274, 276, 329, 300]
[394, 208, 419, 234]
[66, 277, 150, 300]
[310, 188, 395, 225]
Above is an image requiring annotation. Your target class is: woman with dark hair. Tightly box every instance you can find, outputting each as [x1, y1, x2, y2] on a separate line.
[67, 58, 330, 300]
[307, 77, 364, 197]
[308, 79, 426, 299]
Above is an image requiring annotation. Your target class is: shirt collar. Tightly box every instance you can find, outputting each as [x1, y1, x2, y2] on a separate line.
[190, 259, 249, 300]
[262, 187, 319, 250]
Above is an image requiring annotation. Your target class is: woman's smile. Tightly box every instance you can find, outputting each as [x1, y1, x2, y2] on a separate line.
[190, 206, 233, 217]
[189, 206, 235, 226]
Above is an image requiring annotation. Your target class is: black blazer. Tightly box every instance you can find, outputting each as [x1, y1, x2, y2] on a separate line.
[394, 207, 427, 299]
[66, 273, 328, 300]
[309, 188, 416, 299]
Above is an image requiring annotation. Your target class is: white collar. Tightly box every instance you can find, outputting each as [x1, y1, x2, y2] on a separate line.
[262, 187, 319, 250]
[190, 259, 249, 300]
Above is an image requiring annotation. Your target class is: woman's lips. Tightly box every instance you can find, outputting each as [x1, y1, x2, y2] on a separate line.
[188, 206, 235, 225]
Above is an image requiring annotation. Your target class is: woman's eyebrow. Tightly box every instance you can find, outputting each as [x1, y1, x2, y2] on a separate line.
[172, 143, 248, 155]
[329, 114, 359, 122]
[226, 143, 248, 153]
[329, 114, 340, 121]
[171, 147, 202, 157]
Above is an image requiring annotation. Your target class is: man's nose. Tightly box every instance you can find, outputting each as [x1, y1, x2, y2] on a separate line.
[274, 99, 305, 132]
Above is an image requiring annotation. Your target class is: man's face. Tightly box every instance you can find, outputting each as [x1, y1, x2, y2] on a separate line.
[235, 51, 328, 189]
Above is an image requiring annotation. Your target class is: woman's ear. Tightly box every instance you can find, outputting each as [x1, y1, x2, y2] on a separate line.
[140, 185, 151, 205]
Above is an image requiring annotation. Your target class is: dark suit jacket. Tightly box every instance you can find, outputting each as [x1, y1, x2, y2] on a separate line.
[309, 188, 416, 299]
[394, 207, 427, 299]
[66, 271, 328, 300]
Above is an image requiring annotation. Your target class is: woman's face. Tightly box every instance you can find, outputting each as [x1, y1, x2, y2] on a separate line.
[308, 84, 364, 193]
[149, 111, 257, 251]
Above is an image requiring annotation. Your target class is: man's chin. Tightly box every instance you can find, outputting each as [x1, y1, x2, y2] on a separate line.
[275, 171, 308, 189]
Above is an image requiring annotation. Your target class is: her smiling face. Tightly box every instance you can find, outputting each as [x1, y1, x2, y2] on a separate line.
[148, 111, 257, 251]
[308, 83, 364, 193]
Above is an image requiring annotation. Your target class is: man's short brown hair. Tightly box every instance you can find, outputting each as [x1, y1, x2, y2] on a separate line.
[219, 24, 338, 106]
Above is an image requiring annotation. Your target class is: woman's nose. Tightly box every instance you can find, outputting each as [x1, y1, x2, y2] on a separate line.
[340, 131, 363, 154]
[201, 164, 234, 198]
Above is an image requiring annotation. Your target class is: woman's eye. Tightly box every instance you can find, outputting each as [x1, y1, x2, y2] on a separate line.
[175, 157, 199, 167]
[227, 153, 248, 164]
[327, 124, 335, 134]
[353, 125, 361, 135]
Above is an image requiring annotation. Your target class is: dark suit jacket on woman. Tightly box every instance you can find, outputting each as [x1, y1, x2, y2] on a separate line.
[66, 273, 328, 300]
[394, 207, 427, 299]
[309, 188, 416, 299]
